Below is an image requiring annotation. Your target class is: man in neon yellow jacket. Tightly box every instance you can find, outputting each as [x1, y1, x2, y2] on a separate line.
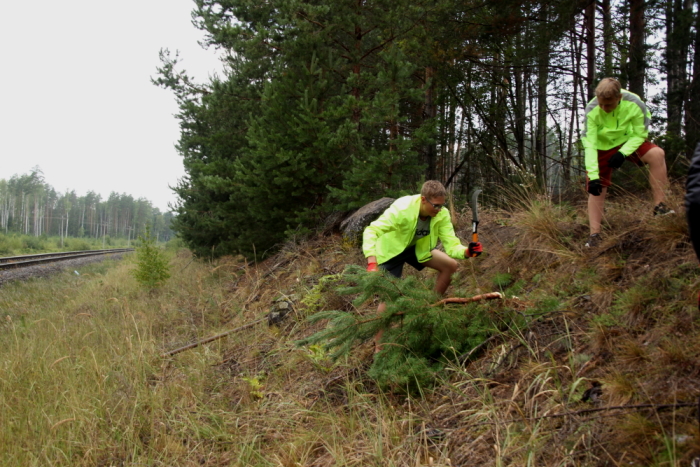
[581, 78, 672, 248]
[363, 180, 482, 349]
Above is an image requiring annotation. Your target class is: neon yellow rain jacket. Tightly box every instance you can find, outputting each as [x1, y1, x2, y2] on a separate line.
[581, 89, 651, 181]
[362, 194, 467, 265]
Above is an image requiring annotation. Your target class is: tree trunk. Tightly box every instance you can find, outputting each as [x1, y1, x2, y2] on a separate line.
[628, 0, 645, 98]
[602, 0, 613, 77]
[666, 0, 694, 137]
[585, 0, 596, 100]
[536, 4, 551, 186]
[424, 66, 436, 180]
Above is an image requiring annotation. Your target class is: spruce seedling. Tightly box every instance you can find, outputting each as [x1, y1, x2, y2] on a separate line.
[131, 225, 171, 289]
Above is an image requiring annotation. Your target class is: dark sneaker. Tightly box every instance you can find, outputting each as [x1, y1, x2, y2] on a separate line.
[585, 233, 602, 248]
[653, 202, 675, 216]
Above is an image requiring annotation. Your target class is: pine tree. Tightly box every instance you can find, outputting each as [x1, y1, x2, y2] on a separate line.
[131, 226, 171, 289]
[297, 265, 504, 392]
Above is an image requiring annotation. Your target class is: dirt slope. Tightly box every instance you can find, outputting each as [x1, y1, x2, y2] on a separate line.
[166, 191, 700, 466]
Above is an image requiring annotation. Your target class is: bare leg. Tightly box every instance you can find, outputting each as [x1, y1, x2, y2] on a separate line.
[374, 301, 386, 352]
[588, 186, 608, 235]
[423, 249, 459, 295]
[639, 146, 669, 205]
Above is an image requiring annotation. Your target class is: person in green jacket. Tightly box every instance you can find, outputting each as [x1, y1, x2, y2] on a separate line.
[581, 78, 673, 248]
[363, 180, 483, 350]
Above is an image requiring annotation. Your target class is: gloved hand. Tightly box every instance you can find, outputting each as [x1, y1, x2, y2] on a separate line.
[367, 262, 379, 272]
[467, 242, 483, 257]
[608, 151, 626, 169]
[587, 179, 603, 196]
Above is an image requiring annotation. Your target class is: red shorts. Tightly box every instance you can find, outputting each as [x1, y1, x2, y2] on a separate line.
[588, 141, 658, 188]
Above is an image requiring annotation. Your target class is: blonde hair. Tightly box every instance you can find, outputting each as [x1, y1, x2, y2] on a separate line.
[595, 78, 622, 100]
[421, 180, 447, 199]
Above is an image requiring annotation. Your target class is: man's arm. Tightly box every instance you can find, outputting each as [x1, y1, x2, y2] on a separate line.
[618, 101, 649, 156]
[434, 214, 468, 259]
[362, 202, 399, 260]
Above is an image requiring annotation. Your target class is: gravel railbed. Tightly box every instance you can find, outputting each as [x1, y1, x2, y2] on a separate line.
[0, 252, 131, 287]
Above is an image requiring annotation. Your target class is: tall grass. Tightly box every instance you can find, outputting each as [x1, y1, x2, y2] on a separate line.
[1, 183, 699, 466]
[0, 247, 452, 466]
[0, 233, 135, 256]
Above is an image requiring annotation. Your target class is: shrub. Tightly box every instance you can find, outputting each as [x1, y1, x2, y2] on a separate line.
[131, 226, 171, 289]
[23, 236, 45, 251]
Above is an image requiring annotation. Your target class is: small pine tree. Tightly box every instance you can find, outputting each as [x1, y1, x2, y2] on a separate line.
[297, 265, 502, 392]
[131, 226, 171, 289]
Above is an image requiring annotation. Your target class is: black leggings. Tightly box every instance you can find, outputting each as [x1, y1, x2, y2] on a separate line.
[689, 205, 700, 263]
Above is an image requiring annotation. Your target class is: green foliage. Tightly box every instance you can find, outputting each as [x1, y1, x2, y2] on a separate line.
[131, 226, 171, 289]
[160, 0, 438, 259]
[241, 375, 265, 400]
[63, 238, 92, 251]
[492, 272, 514, 289]
[297, 265, 500, 392]
[303, 345, 337, 373]
[300, 273, 343, 315]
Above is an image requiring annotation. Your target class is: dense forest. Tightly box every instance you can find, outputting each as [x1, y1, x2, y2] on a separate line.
[0, 168, 174, 242]
[156, 0, 700, 259]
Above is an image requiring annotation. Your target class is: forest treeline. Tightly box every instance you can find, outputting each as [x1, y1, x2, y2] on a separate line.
[156, 0, 700, 259]
[0, 169, 174, 242]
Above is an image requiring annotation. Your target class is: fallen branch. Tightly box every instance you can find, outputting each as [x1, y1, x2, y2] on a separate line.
[433, 292, 503, 306]
[161, 317, 266, 357]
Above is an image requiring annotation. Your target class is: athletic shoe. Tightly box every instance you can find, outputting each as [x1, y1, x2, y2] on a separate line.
[585, 233, 602, 248]
[653, 202, 675, 216]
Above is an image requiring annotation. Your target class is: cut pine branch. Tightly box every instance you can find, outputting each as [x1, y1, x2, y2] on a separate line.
[433, 292, 502, 306]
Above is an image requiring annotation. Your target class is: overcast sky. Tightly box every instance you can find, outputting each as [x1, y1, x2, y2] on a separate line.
[0, 0, 223, 211]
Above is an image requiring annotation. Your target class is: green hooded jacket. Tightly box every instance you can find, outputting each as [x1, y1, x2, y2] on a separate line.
[362, 194, 467, 265]
[581, 89, 651, 181]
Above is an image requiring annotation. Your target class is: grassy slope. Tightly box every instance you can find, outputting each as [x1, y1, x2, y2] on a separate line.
[0, 187, 699, 466]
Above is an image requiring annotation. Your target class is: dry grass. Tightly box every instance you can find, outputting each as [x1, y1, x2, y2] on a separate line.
[2, 182, 700, 466]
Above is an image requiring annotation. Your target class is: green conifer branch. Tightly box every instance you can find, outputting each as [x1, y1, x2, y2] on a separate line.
[297, 264, 511, 391]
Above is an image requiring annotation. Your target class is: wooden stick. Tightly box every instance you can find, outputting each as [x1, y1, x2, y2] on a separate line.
[161, 317, 266, 357]
[162, 292, 503, 358]
[432, 292, 503, 306]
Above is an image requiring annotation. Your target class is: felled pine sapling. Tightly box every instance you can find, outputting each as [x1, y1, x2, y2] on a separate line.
[297, 265, 498, 392]
[131, 225, 171, 289]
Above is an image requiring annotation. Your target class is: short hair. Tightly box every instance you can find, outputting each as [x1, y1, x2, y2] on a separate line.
[421, 180, 447, 199]
[595, 78, 621, 100]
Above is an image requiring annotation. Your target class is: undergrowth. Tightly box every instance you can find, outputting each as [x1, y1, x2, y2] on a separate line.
[1, 185, 699, 466]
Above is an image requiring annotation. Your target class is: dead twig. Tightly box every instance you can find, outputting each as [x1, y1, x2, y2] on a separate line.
[161, 317, 266, 357]
[432, 292, 503, 306]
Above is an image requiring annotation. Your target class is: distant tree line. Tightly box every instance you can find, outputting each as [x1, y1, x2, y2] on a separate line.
[0, 168, 174, 242]
[156, 0, 699, 259]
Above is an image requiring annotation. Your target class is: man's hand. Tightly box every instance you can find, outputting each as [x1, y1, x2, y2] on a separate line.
[608, 151, 626, 169]
[367, 262, 379, 272]
[467, 242, 483, 257]
[587, 179, 603, 196]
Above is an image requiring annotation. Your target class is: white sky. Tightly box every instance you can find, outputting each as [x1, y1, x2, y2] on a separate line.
[0, 0, 223, 212]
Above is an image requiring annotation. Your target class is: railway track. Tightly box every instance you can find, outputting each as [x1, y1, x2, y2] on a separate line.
[0, 249, 134, 270]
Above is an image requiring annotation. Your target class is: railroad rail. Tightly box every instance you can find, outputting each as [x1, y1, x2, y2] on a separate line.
[0, 249, 134, 270]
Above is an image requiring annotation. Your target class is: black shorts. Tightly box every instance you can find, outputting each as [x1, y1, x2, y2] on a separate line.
[379, 245, 427, 278]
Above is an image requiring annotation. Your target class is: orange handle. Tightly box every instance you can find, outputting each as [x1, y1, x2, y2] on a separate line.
[470, 232, 479, 257]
